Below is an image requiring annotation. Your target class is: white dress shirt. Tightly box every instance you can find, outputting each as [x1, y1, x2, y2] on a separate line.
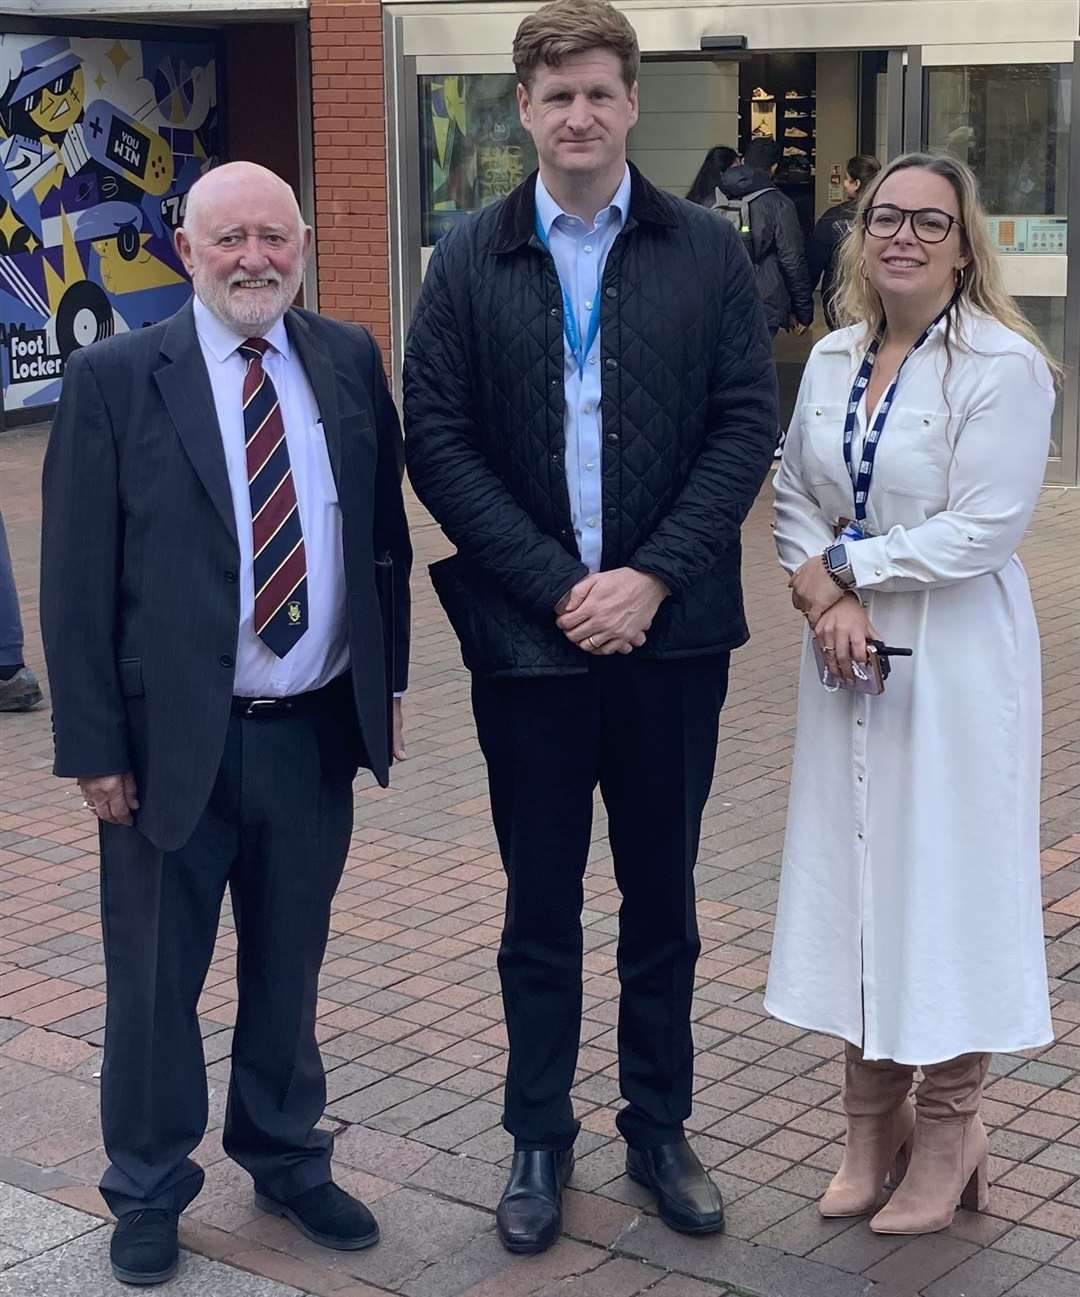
[534, 167, 631, 573]
[193, 297, 348, 697]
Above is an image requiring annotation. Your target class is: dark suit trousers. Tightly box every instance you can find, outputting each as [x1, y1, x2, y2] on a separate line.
[97, 691, 355, 1216]
[471, 653, 729, 1152]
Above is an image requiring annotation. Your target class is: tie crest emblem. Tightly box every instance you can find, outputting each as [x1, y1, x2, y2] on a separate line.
[287, 600, 302, 625]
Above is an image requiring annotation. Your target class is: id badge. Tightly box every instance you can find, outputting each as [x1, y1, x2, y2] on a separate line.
[835, 517, 870, 541]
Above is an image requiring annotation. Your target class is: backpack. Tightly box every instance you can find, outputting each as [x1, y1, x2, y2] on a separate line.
[710, 186, 772, 262]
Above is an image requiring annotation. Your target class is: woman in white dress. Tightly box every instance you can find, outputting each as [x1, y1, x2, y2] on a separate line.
[765, 152, 1057, 1235]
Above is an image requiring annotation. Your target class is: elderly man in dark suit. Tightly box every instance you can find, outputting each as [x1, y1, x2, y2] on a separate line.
[40, 162, 411, 1286]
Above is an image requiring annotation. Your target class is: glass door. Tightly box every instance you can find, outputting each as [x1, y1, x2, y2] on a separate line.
[918, 46, 1077, 483]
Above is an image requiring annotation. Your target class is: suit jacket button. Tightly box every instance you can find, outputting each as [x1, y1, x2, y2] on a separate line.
[219, 654, 234, 668]
[225, 570, 238, 583]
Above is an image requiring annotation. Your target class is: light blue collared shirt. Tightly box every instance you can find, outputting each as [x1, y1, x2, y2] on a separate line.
[535, 166, 631, 573]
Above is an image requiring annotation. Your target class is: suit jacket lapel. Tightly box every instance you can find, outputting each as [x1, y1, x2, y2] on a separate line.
[287, 309, 342, 487]
[154, 302, 238, 544]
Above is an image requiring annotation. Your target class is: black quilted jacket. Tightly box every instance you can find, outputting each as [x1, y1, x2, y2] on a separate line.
[403, 164, 779, 678]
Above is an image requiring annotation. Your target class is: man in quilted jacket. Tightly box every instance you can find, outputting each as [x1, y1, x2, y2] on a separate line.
[404, 0, 777, 1256]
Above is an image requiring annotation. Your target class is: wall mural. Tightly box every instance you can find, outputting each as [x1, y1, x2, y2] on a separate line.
[0, 31, 218, 413]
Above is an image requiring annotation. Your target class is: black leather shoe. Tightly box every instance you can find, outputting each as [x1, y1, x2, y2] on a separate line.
[496, 1148, 574, 1254]
[255, 1181, 379, 1250]
[626, 1138, 725, 1234]
[110, 1209, 179, 1285]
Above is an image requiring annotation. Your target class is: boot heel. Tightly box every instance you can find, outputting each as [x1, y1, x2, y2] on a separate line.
[888, 1132, 914, 1189]
[959, 1158, 989, 1213]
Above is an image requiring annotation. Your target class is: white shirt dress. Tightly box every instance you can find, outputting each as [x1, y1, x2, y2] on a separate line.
[763, 309, 1055, 1065]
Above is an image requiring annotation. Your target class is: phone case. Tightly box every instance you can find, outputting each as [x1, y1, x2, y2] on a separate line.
[812, 639, 887, 695]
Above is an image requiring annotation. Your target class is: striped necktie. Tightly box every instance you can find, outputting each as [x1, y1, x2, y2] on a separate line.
[238, 337, 308, 657]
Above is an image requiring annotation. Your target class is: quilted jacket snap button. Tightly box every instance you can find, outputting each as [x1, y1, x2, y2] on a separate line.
[605, 286, 617, 298]
[605, 358, 618, 370]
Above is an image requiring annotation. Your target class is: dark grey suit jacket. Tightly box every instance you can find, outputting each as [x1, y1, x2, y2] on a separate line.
[40, 301, 412, 852]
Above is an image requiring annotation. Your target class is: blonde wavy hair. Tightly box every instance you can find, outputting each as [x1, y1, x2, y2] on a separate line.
[833, 151, 1061, 380]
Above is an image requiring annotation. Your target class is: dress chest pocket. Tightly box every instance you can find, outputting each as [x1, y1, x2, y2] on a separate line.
[870, 408, 954, 502]
[798, 402, 848, 487]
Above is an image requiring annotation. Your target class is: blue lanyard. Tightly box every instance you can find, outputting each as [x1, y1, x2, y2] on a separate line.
[535, 211, 604, 377]
[842, 300, 953, 529]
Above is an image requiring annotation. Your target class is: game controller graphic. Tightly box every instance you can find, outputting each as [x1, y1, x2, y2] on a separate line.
[81, 99, 174, 196]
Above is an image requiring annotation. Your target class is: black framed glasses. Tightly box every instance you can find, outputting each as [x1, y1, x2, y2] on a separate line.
[863, 204, 963, 244]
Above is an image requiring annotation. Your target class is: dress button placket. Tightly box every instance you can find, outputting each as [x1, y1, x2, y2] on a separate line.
[853, 685, 872, 1046]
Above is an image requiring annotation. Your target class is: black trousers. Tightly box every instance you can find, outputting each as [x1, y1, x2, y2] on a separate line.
[97, 683, 356, 1216]
[472, 653, 729, 1152]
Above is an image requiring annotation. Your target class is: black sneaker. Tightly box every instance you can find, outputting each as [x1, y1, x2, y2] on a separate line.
[0, 666, 43, 712]
[255, 1181, 379, 1250]
[110, 1209, 179, 1285]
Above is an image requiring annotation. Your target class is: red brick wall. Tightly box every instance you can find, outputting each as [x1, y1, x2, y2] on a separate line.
[309, 0, 391, 350]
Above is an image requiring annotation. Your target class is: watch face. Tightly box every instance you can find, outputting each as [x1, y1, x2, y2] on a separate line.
[827, 544, 848, 572]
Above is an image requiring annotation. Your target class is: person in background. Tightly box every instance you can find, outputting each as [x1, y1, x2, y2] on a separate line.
[686, 145, 738, 206]
[766, 152, 1056, 1236]
[405, 0, 777, 1258]
[0, 506, 42, 712]
[717, 138, 813, 340]
[807, 154, 881, 329]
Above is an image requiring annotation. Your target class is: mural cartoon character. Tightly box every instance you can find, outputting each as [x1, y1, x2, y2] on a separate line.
[0, 32, 218, 413]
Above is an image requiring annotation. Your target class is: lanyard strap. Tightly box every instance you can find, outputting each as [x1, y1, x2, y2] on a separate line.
[842, 298, 954, 523]
[535, 211, 604, 377]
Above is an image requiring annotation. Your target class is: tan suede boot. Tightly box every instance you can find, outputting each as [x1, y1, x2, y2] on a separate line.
[819, 1043, 916, 1218]
[870, 1052, 991, 1235]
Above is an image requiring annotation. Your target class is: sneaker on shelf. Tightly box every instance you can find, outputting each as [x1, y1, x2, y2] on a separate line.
[751, 86, 773, 100]
[751, 123, 775, 139]
[785, 111, 810, 120]
[783, 145, 810, 157]
[786, 127, 810, 138]
[785, 89, 804, 99]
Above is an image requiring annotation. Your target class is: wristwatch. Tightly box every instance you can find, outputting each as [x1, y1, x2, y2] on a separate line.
[823, 542, 857, 590]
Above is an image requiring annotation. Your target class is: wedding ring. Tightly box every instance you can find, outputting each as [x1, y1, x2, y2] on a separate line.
[587, 635, 599, 649]
[81, 800, 97, 812]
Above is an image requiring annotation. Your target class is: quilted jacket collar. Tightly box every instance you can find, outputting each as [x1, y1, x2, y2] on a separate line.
[492, 161, 678, 254]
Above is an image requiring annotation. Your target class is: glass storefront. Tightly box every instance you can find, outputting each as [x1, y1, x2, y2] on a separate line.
[1017, 296, 1067, 459]
[418, 74, 536, 245]
[926, 63, 1070, 250]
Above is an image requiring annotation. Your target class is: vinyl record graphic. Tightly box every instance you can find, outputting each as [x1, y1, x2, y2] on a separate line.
[55, 280, 114, 360]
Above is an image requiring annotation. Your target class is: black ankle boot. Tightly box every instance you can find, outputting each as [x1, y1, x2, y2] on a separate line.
[110, 1209, 179, 1285]
[496, 1148, 574, 1254]
[626, 1137, 725, 1234]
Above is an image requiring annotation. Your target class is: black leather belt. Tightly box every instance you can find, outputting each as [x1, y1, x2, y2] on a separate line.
[231, 675, 344, 719]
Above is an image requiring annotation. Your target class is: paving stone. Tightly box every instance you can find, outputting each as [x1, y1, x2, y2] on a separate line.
[0, 1182, 98, 1254]
[438, 1237, 608, 1297]
[407, 1150, 507, 1210]
[922, 1247, 1038, 1296]
[615, 1214, 874, 1296]
[807, 1221, 909, 1274]
[864, 1234, 979, 1289]
[996, 1223, 1072, 1262]
[0, 1227, 306, 1296]
[1001, 1264, 1080, 1297]
[329, 1186, 493, 1289]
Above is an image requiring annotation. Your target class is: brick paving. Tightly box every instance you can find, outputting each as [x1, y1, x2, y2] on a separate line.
[1, 421, 1079, 1296]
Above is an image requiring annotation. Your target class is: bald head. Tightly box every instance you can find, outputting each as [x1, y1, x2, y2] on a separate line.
[183, 162, 306, 242]
[176, 161, 312, 336]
